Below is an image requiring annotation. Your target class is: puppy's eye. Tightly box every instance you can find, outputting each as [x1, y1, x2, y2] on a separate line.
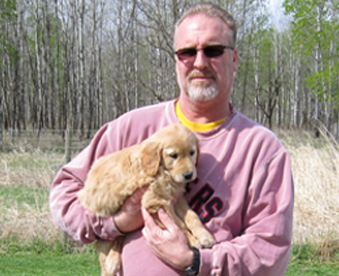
[170, 153, 178, 159]
[190, 150, 195, 156]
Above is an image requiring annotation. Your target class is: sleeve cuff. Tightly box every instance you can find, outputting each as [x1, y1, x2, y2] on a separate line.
[199, 247, 214, 275]
[97, 215, 125, 240]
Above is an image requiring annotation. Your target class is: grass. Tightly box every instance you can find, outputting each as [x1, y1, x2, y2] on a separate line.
[287, 242, 339, 273]
[286, 262, 339, 276]
[0, 130, 339, 275]
[279, 129, 339, 246]
[0, 241, 338, 276]
[0, 185, 49, 209]
[286, 243, 339, 275]
[0, 250, 100, 275]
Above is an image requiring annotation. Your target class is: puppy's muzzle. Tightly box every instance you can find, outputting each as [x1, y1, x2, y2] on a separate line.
[183, 171, 194, 181]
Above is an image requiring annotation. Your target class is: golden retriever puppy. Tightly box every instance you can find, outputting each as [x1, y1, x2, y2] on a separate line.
[78, 124, 215, 276]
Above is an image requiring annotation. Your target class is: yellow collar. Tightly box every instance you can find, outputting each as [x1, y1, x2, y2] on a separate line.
[175, 101, 227, 132]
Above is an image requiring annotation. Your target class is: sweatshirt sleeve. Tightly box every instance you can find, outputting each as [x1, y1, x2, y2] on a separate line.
[199, 148, 294, 276]
[49, 123, 124, 244]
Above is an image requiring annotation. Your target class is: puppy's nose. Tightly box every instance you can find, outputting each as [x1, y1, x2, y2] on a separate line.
[183, 172, 193, 180]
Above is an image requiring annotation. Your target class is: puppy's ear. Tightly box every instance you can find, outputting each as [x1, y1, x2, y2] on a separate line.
[140, 141, 162, 176]
[195, 137, 200, 166]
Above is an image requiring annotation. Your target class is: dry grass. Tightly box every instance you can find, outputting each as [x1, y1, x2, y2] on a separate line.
[1, 131, 339, 255]
[0, 148, 62, 187]
[0, 148, 65, 245]
[279, 129, 339, 255]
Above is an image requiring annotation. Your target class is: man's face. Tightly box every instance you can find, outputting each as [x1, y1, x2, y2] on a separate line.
[174, 14, 238, 103]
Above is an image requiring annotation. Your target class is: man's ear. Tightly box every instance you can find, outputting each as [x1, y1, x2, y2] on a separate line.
[233, 48, 238, 72]
[140, 141, 162, 176]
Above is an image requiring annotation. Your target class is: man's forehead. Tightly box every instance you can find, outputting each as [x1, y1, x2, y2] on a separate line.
[174, 14, 230, 47]
[176, 13, 227, 31]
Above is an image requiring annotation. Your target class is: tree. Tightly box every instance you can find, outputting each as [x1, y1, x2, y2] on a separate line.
[284, 0, 339, 133]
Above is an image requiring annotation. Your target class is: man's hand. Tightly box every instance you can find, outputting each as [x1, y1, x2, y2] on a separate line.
[113, 186, 148, 233]
[141, 207, 194, 271]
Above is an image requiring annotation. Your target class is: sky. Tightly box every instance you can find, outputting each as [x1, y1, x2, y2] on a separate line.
[268, 0, 292, 31]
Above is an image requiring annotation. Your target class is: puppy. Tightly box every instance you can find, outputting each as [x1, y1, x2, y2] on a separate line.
[78, 124, 215, 276]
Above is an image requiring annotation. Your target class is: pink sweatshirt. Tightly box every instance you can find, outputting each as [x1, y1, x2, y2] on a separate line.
[49, 100, 294, 276]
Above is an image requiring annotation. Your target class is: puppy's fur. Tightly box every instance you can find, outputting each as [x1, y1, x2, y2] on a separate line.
[78, 124, 215, 276]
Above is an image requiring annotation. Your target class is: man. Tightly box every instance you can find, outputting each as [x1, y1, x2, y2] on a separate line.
[49, 3, 294, 276]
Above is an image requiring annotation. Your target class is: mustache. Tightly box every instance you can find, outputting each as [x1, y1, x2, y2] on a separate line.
[188, 70, 215, 80]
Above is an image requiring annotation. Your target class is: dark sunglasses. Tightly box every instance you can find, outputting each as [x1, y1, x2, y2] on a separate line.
[175, 45, 234, 61]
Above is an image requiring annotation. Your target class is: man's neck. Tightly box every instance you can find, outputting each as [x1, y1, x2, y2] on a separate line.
[178, 95, 230, 124]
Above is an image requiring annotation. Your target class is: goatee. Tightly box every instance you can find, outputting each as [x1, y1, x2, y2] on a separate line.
[187, 69, 219, 102]
[188, 82, 219, 102]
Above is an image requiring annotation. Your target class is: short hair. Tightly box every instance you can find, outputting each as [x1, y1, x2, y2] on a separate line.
[175, 2, 237, 48]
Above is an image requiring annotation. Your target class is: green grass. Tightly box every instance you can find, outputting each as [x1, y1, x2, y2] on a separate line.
[286, 243, 339, 275]
[0, 237, 100, 276]
[0, 238, 338, 276]
[0, 249, 338, 276]
[286, 262, 339, 276]
[0, 185, 49, 209]
[0, 252, 100, 276]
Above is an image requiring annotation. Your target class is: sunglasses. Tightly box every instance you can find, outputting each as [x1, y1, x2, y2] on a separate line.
[175, 45, 234, 61]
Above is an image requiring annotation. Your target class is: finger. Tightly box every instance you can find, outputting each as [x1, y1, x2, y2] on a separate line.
[141, 207, 159, 242]
[127, 186, 149, 205]
[141, 207, 157, 228]
[157, 208, 178, 232]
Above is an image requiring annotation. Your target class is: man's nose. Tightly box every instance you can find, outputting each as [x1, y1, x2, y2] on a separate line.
[193, 50, 208, 69]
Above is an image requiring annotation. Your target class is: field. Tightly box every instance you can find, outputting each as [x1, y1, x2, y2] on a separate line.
[0, 130, 339, 275]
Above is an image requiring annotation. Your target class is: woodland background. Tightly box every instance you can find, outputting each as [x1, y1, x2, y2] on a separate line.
[1, 0, 339, 143]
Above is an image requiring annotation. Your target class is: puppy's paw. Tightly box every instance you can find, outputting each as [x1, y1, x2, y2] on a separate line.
[105, 253, 121, 276]
[190, 238, 202, 249]
[198, 231, 216, 248]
